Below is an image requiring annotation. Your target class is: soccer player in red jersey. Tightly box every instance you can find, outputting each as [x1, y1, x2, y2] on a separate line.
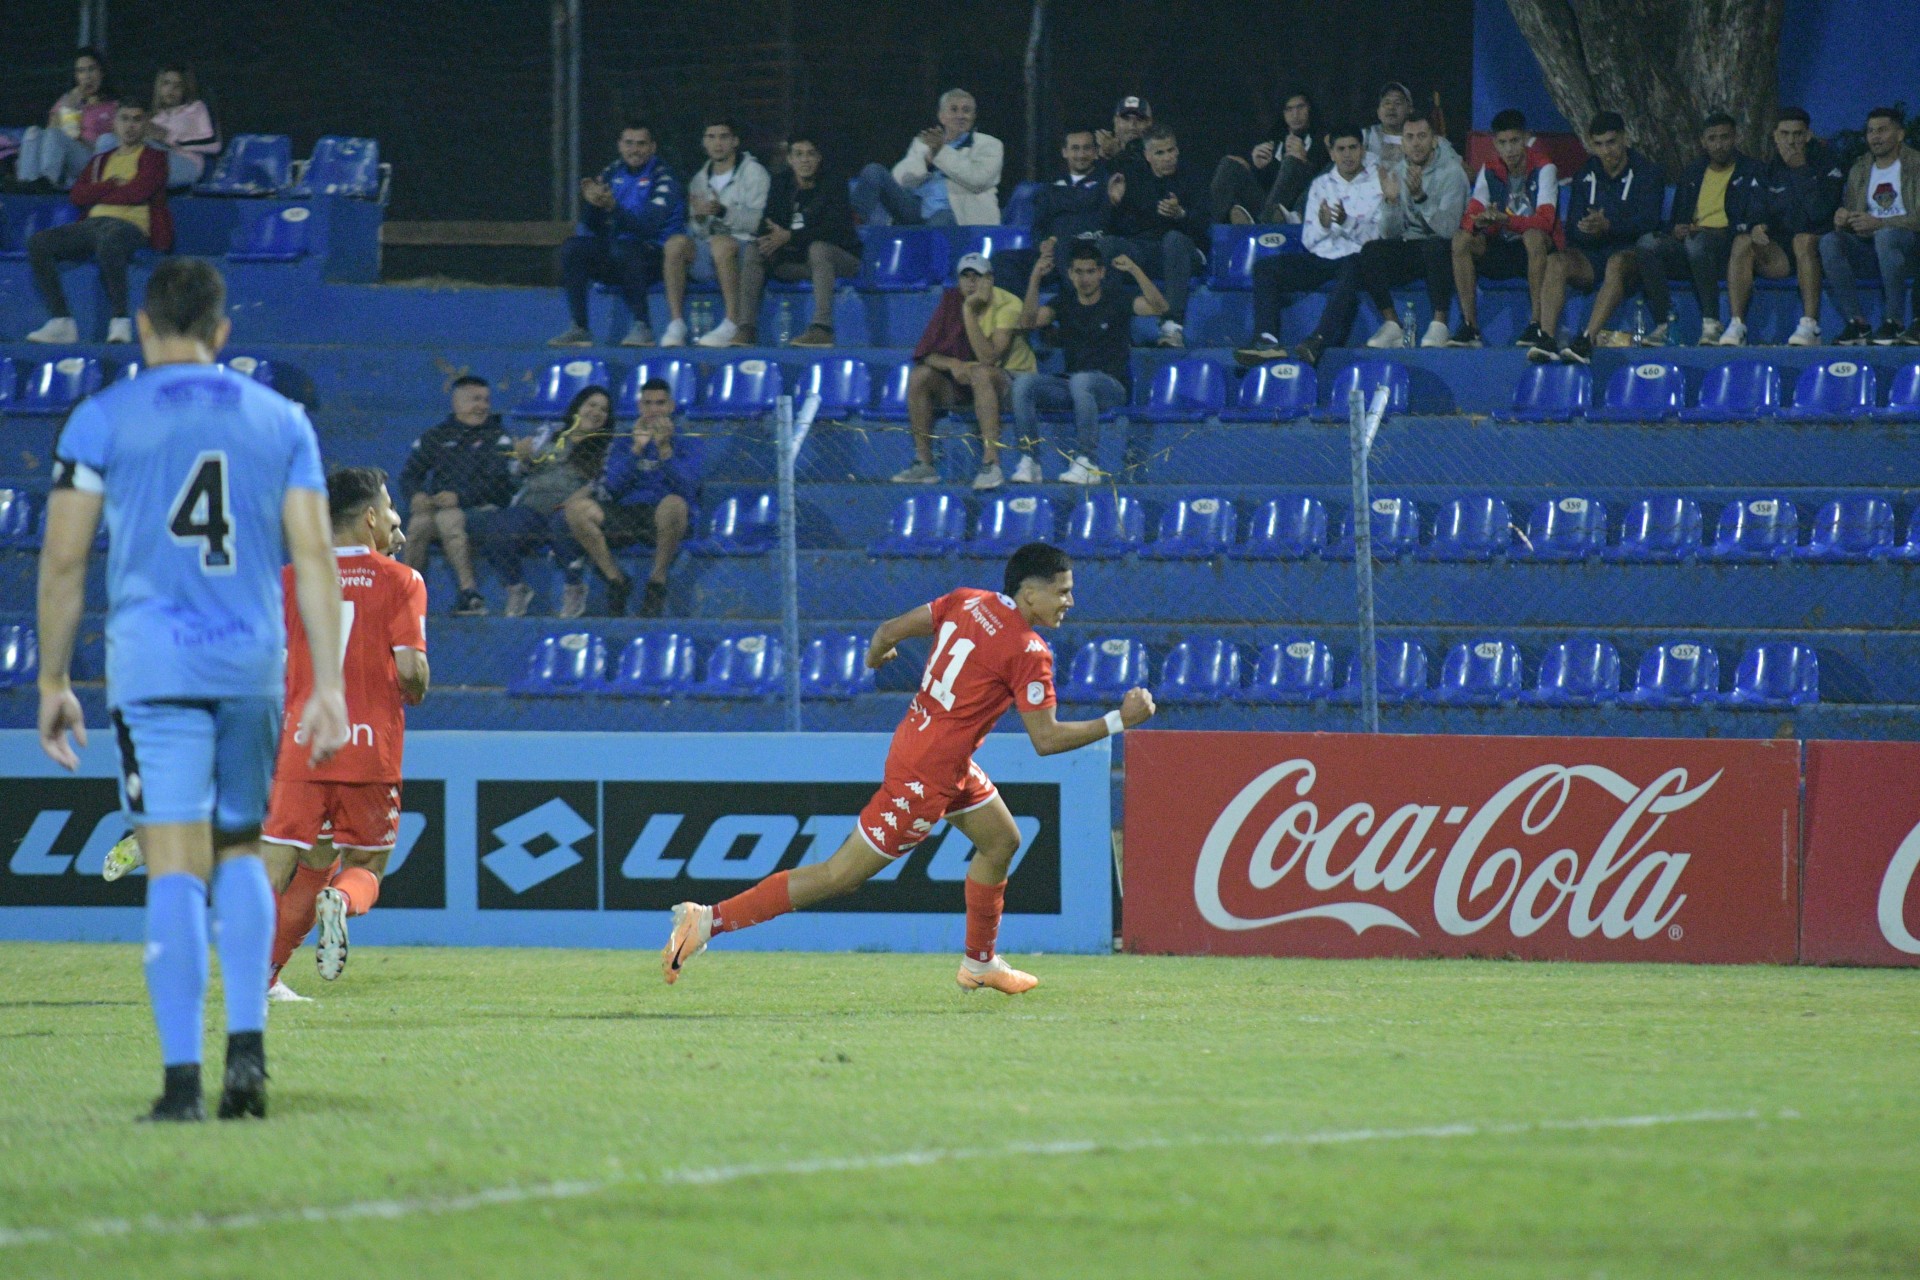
[662, 542, 1153, 993]
[261, 467, 429, 996]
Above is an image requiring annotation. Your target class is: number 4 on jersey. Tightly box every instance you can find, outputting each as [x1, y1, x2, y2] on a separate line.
[920, 621, 976, 711]
[168, 450, 234, 573]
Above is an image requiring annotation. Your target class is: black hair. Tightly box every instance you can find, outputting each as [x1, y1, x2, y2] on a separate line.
[141, 257, 225, 343]
[1867, 106, 1906, 129]
[1490, 108, 1527, 134]
[1402, 109, 1431, 128]
[1067, 240, 1104, 265]
[639, 377, 673, 396]
[451, 374, 489, 391]
[703, 116, 742, 138]
[73, 46, 114, 98]
[1776, 107, 1812, 127]
[1589, 111, 1626, 137]
[1327, 123, 1365, 147]
[1062, 126, 1096, 143]
[1143, 123, 1177, 146]
[1004, 542, 1071, 598]
[563, 383, 613, 423]
[327, 466, 388, 528]
[620, 118, 654, 137]
[1702, 111, 1737, 133]
[560, 385, 615, 478]
[115, 94, 149, 114]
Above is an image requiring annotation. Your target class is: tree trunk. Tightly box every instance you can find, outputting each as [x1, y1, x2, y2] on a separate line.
[1504, 0, 1784, 174]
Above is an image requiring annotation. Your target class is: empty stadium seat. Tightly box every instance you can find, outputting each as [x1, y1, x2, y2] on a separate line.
[1432, 639, 1526, 705]
[1624, 641, 1721, 707]
[619, 358, 700, 412]
[1133, 358, 1229, 422]
[227, 207, 312, 261]
[870, 493, 966, 556]
[195, 134, 293, 195]
[515, 358, 609, 419]
[867, 362, 912, 420]
[289, 136, 385, 200]
[688, 359, 783, 419]
[1874, 511, 1920, 563]
[1208, 225, 1298, 290]
[1237, 496, 1327, 559]
[1603, 496, 1704, 563]
[1218, 360, 1317, 421]
[1522, 638, 1623, 706]
[1798, 496, 1896, 562]
[0, 489, 37, 549]
[968, 494, 1055, 556]
[1334, 639, 1429, 703]
[1061, 638, 1150, 701]
[1000, 181, 1043, 229]
[1514, 496, 1608, 561]
[0, 356, 13, 408]
[1781, 358, 1876, 420]
[1243, 639, 1336, 703]
[115, 359, 142, 382]
[1491, 364, 1591, 422]
[861, 228, 945, 290]
[1723, 642, 1819, 708]
[697, 633, 784, 697]
[800, 633, 876, 698]
[792, 357, 870, 418]
[14, 357, 103, 416]
[946, 225, 1030, 269]
[509, 632, 607, 696]
[1327, 496, 1422, 559]
[1419, 495, 1512, 561]
[1061, 493, 1146, 557]
[1315, 360, 1411, 421]
[606, 632, 699, 696]
[1704, 497, 1800, 562]
[689, 492, 778, 555]
[0, 202, 81, 260]
[1145, 496, 1237, 558]
[1158, 638, 1243, 703]
[1588, 360, 1687, 422]
[1870, 362, 1920, 421]
[221, 356, 275, 385]
[0, 624, 38, 690]
[1678, 358, 1781, 422]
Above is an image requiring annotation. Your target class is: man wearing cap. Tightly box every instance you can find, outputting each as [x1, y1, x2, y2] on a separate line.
[1100, 124, 1209, 348]
[853, 88, 1004, 227]
[1365, 82, 1459, 169]
[1097, 96, 1154, 180]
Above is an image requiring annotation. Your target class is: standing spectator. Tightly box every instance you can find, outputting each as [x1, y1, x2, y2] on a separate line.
[484, 385, 616, 618]
[551, 120, 686, 348]
[1009, 239, 1167, 485]
[1443, 108, 1560, 348]
[1211, 89, 1327, 224]
[1101, 125, 1209, 348]
[1356, 111, 1468, 347]
[24, 101, 172, 346]
[1363, 84, 1414, 167]
[1233, 125, 1384, 368]
[1820, 106, 1920, 345]
[1723, 108, 1843, 346]
[1096, 95, 1155, 180]
[890, 253, 1036, 491]
[397, 376, 517, 616]
[991, 128, 1109, 288]
[1631, 113, 1760, 345]
[128, 65, 219, 189]
[740, 132, 862, 349]
[853, 90, 1003, 227]
[1540, 112, 1667, 365]
[14, 48, 116, 189]
[665, 118, 769, 349]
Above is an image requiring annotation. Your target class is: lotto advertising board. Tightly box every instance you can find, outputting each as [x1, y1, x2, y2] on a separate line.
[1801, 740, 1920, 967]
[0, 731, 1111, 953]
[1124, 731, 1800, 963]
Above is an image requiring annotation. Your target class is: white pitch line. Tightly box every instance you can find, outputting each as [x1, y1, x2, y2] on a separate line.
[0, 1108, 1774, 1250]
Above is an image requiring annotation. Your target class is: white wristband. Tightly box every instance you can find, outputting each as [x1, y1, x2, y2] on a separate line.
[1104, 710, 1126, 737]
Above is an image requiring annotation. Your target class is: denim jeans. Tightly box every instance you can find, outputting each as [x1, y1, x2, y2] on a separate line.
[849, 163, 957, 227]
[1097, 230, 1198, 324]
[1634, 228, 1733, 320]
[1819, 226, 1919, 324]
[1011, 370, 1127, 459]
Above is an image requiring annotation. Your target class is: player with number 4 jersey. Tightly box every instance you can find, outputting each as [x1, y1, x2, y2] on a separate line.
[660, 543, 1154, 993]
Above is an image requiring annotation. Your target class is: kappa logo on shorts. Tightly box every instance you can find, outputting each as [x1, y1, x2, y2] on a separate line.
[892, 796, 910, 811]
[906, 781, 926, 797]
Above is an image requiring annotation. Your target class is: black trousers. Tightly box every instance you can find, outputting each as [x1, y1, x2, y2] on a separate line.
[1356, 237, 1454, 316]
[28, 217, 148, 318]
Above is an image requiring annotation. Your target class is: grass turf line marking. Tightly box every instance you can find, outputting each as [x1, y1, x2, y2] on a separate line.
[0, 1109, 1773, 1249]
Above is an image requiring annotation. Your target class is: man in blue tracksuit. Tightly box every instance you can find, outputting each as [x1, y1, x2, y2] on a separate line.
[552, 120, 688, 348]
[1724, 107, 1844, 346]
[1538, 111, 1668, 364]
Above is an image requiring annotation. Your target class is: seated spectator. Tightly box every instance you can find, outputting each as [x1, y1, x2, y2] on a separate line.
[24, 100, 172, 346]
[557, 379, 699, 618]
[1096, 95, 1154, 179]
[397, 376, 517, 616]
[1632, 113, 1760, 345]
[1820, 106, 1920, 345]
[668, 117, 770, 349]
[124, 65, 219, 189]
[853, 90, 1003, 227]
[1363, 84, 1414, 167]
[740, 132, 861, 349]
[551, 120, 686, 348]
[890, 252, 1036, 492]
[1724, 108, 1842, 346]
[1540, 112, 1667, 364]
[1009, 239, 1167, 485]
[14, 48, 116, 189]
[993, 127, 1109, 287]
[484, 385, 617, 618]
[1100, 124, 1209, 347]
[1356, 110, 1468, 347]
[1233, 125, 1384, 368]
[1443, 108, 1560, 348]
[1211, 89, 1326, 224]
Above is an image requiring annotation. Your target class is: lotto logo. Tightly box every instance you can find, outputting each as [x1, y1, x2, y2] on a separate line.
[477, 782, 599, 910]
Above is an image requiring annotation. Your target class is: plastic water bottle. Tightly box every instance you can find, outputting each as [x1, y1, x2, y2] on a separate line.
[691, 298, 709, 340]
[1400, 302, 1417, 348]
[1631, 302, 1646, 346]
[776, 296, 795, 345]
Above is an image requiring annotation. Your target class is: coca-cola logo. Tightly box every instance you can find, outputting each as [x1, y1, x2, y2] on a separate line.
[1193, 759, 1720, 941]
[1878, 819, 1920, 955]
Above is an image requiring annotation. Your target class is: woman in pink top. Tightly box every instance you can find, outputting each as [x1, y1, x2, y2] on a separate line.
[91, 65, 220, 188]
[15, 47, 118, 188]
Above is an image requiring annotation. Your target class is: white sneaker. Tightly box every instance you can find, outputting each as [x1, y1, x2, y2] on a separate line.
[1420, 320, 1451, 348]
[695, 318, 738, 348]
[559, 582, 588, 619]
[1717, 318, 1747, 347]
[971, 461, 1004, 491]
[1697, 319, 1724, 345]
[660, 318, 688, 347]
[314, 886, 349, 982]
[504, 583, 535, 618]
[106, 317, 133, 343]
[1156, 319, 1184, 348]
[268, 979, 312, 1004]
[1788, 317, 1820, 347]
[1057, 456, 1100, 485]
[1365, 319, 1404, 349]
[25, 317, 78, 344]
[102, 833, 144, 881]
[1009, 455, 1042, 484]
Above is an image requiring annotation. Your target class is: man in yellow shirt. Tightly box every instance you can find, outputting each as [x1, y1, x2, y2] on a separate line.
[1630, 112, 1761, 344]
[892, 252, 1035, 491]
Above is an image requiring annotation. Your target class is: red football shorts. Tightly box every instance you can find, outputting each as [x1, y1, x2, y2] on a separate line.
[263, 778, 402, 851]
[856, 761, 997, 860]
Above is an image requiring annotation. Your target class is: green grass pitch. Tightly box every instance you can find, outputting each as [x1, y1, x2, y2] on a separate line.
[0, 943, 1914, 1278]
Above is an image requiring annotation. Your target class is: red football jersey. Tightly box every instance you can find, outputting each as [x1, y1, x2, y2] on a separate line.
[275, 548, 428, 785]
[883, 588, 1056, 787]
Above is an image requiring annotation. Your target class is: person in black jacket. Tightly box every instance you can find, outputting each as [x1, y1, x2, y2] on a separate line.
[1723, 108, 1845, 346]
[396, 375, 517, 616]
[1543, 112, 1669, 364]
[1100, 124, 1210, 347]
[993, 128, 1109, 288]
[739, 133, 862, 348]
[1631, 112, 1763, 344]
[1211, 89, 1328, 224]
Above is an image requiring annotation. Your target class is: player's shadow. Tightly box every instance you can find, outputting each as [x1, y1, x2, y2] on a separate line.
[527, 1008, 976, 1022]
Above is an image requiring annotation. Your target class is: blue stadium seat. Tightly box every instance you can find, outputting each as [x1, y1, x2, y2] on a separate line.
[114, 359, 142, 382]
[1314, 360, 1411, 421]
[1723, 642, 1819, 709]
[1798, 496, 1896, 562]
[1870, 361, 1920, 421]
[1218, 360, 1317, 421]
[947, 226, 1031, 270]
[0, 624, 38, 690]
[870, 493, 966, 557]
[800, 633, 876, 699]
[860, 227, 946, 290]
[0, 356, 14, 408]
[1419, 495, 1512, 562]
[689, 492, 778, 555]
[1873, 510, 1920, 563]
[1237, 496, 1327, 559]
[1000, 181, 1043, 229]
[688, 359, 783, 419]
[1208, 225, 1298, 290]
[1334, 639, 1429, 703]
[1781, 358, 1877, 421]
[1624, 641, 1721, 707]
[618, 358, 700, 412]
[227, 207, 312, 261]
[289, 136, 384, 200]
[1491, 364, 1591, 422]
[1061, 493, 1146, 557]
[606, 632, 699, 696]
[1603, 496, 1704, 563]
[1133, 358, 1229, 422]
[220, 356, 275, 385]
[1521, 638, 1623, 706]
[792, 357, 870, 418]
[1157, 638, 1243, 703]
[1588, 360, 1687, 422]
[867, 362, 912, 420]
[968, 494, 1055, 556]
[515, 358, 609, 420]
[1327, 496, 1422, 559]
[14, 357, 103, 416]
[0, 489, 38, 549]
[1145, 496, 1237, 558]
[194, 134, 293, 195]
[1061, 638, 1150, 701]
[1514, 496, 1608, 562]
[697, 633, 785, 697]
[1677, 359, 1781, 422]
[1242, 639, 1336, 703]
[0, 202, 81, 260]
[1704, 497, 1800, 562]
[509, 632, 608, 696]
[1431, 639, 1526, 705]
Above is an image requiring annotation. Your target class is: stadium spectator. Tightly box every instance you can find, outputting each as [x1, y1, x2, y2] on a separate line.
[992, 128, 1110, 287]
[14, 48, 116, 189]
[1820, 106, 1920, 345]
[1095, 95, 1154, 177]
[121, 65, 219, 189]
[1233, 124, 1383, 368]
[852, 89, 1003, 227]
[1363, 83, 1415, 167]
[1631, 113, 1760, 345]
[890, 252, 1036, 492]
[1542, 112, 1667, 365]
[1009, 239, 1167, 485]
[485, 385, 616, 618]
[558, 378, 699, 618]
[1101, 124, 1208, 348]
[551, 121, 686, 348]
[668, 118, 770, 349]
[1442, 108, 1560, 348]
[1723, 108, 1842, 346]
[1356, 111, 1468, 347]
[1211, 89, 1326, 224]
[739, 133, 861, 349]
[24, 100, 172, 347]
[397, 376, 516, 616]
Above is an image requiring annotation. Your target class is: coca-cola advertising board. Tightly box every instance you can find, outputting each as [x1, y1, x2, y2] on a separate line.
[1802, 740, 1920, 967]
[1124, 732, 1799, 963]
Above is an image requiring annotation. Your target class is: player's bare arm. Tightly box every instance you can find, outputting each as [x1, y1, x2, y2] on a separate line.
[1020, 686, 1156, 756]
[34, 486, 105, 769]
[283, 487, 350, 766]
[395, 648, 430, 705]
[866, 603, 935, 669]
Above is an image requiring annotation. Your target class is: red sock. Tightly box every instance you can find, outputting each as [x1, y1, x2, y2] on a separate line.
[712, 870, 793, 935]
[964, 877, 1006, 963]
[331, 865, 381, 916]
[271, 860, 334, 972]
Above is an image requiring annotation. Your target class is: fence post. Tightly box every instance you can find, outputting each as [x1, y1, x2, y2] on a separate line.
[776, 395, 802, 732]
[1349, 383, 1390, 733]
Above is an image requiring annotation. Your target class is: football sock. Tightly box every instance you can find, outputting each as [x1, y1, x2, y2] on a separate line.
[271, 860, 332, 972]
[712, 870, 792, 935]
[331, 865, 381, 917]
[144, 873, 210, 1067]
[212, 856, 274, 1036]
[964, 877, 1007, 963]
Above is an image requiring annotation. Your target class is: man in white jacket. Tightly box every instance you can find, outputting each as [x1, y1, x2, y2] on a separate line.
[853, 90, 1003, 227]
[663, 118, 769, 347]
